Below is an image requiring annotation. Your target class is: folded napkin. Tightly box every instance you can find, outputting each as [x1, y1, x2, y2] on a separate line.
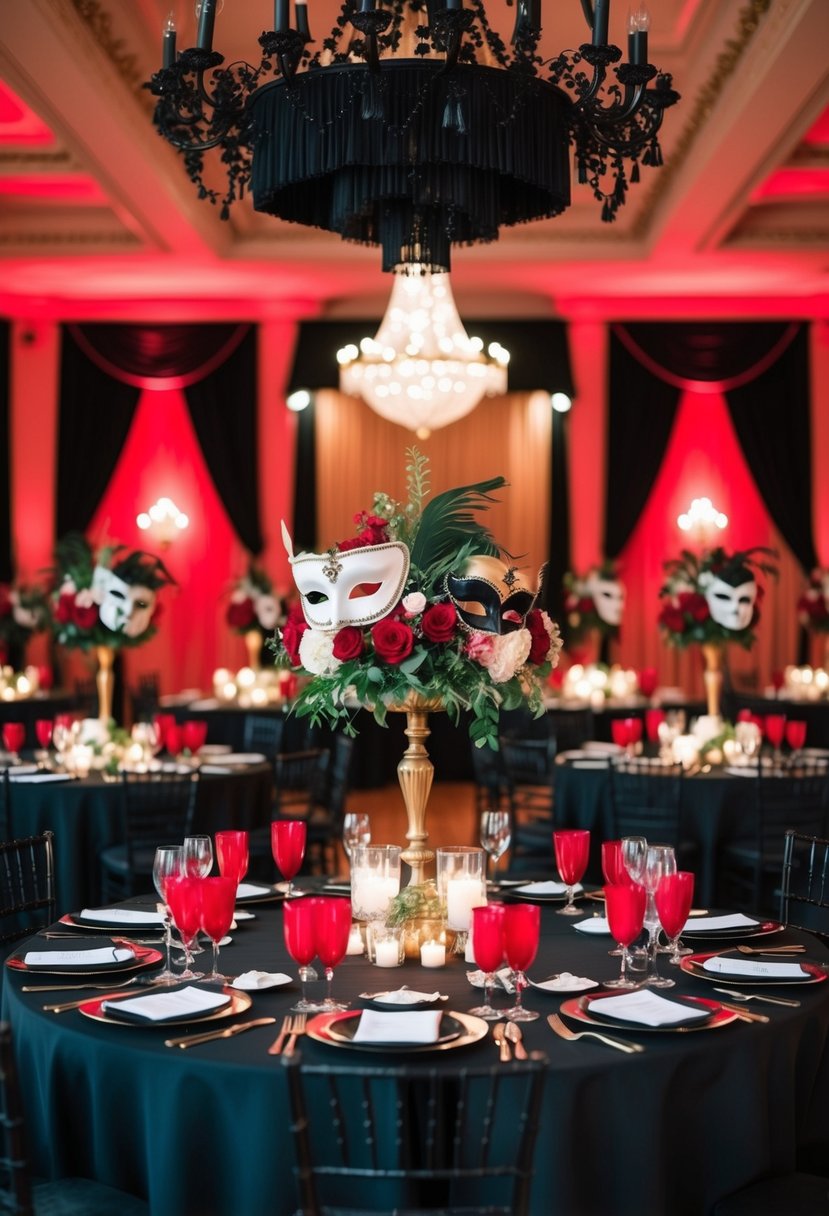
[23, 947, 134, 969]
[532, 972, 598, 992]
[10, 772, 73, 783]
[571, 760, 611, 769]
[79, 907, 166, 926]
[515, 880, 583, 896]
[682, 913, 759, 933]
[589, 990, 709, 1027]
[466, 968, 515, 994]
[573, 916, 610, 934]
[199, 765, 233, 775]
[351, 1009, 444, 1044]
[222, 753, 266, 765]
[701, 956, 809, 980]
[231, 971, 291, 991]
[102, 984, 230, 1022]
[582, 741, 624, 754]
[368, 990, 442, 1006]
[236, 882, 273, 900]
[6, 765, 41, 778]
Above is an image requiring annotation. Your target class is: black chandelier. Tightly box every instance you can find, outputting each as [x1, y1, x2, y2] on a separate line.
[146, 0, 679, 273]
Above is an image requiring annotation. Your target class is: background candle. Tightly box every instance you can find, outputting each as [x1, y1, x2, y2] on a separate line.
[420, 940, 445, 967]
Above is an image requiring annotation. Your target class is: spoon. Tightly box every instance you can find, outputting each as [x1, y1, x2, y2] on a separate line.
[735, 944, 805, 955]
[504, 1021, 528, 1059]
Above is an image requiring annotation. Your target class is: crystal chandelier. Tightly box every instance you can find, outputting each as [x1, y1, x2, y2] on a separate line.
[146, 0, 679, 273]
[337, 270, 509, 437]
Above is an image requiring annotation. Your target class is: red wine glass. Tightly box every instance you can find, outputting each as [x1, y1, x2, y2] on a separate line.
[2, 722, 25, 762]
[764, 714, 786, 766]
[655, 870, 695, 965]
[601, 839, 630, 956]
[35, 719, 53, 749]
[604, 883, 646, 989]
[785, 719, 807, 754]
[553, 829, 590, 915]
[215, 830, 249, 884]
[638, 667, 658, 699]
[271, 819, 306, 897]
[284, 896, 325, 1012]
[610, 719, 630, 749]
[182, 719, 208, 755]
[644, 708, 666, 745]
[313, 897, 352, 1011]
[164, 721, 183, 758]
[503, 903, 540, 1022]
[469, 903, 506, 1020]
[624, 717, 643, 755]
[165, 875, 204, 980]
[199, 876, 237, 982]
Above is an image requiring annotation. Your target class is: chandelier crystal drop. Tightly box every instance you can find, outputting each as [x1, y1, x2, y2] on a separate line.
[146, 0, 680, 273]
[338, 270, 509, 437]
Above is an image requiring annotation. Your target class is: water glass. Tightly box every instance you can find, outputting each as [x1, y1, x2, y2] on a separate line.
[643, 844, 676, 987]
[480, 810, 511, 885]
[151, 845, 183, 983]
[350, 845, 401, 923]
[436, 846, 487, 951]
[342, 812, 371, 862]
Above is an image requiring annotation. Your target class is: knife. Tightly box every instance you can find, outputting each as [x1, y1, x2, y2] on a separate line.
[165, 1017, 276, 1049]
[716, 1002, 770, 1024]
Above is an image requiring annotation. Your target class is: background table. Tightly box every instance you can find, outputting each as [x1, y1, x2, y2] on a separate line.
[5, 893, 828, 1216]
[724, 692, 829, 748]
[0, 692, 76, 749]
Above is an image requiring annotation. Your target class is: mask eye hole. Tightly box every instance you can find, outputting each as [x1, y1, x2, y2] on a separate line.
[109, 588, 126, 602]
[305, 591, 329, 605]
[713, 592, 732, 602]
[503, 609, 523, 625]
[348, 583, 381, 600]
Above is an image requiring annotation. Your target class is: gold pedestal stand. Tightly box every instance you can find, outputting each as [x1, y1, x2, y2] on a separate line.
[244, 629, 263, 669]
[389, 692, 444, 888]
[701, 642, 724, 718]
[95, 644, 116, 723]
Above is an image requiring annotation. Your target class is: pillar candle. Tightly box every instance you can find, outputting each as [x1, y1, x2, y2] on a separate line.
[374, 938, 401, 967]
[420, 941, 446, 967]
[446, 877, 486, 931]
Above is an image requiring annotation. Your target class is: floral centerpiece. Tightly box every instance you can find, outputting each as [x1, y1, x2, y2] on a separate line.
[226, 565, 283, 635]
[271, 449, 563, 752]
[0, 580, 50, 662]
[562, 560, 624, 642]
[796, 569, 829, 634]
[657, 546, 777, 650]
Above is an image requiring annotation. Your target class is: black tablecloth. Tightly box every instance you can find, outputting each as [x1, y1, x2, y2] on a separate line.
[5, 894, 829, 1216]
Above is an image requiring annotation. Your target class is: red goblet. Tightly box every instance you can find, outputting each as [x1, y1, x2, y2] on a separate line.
[271, 819, 306, 897]
[2, 722, 26, 762]
[35, 719, 53, 749]
[153, 713, 176, 751]
[284, 896, 324, 1013]
[644, 708, 666, 745]
[164, 721, 183, 757]
[610, 719, 631, 749]
[313, 897, 352, 1012]
[601, 839, 631, 887]
[785, 719, 807, 753]
[604, 883, 646, 989]
[655, 870, 695, 965]
[37, 665, 53, 691]
[624, 717, 643, 754]
[764, 714, 787, 766]
[638, 667, 659, 699]
[215, 830, 249, 884]
[503, 903, 540, 1022]
[165, 875, 204, 980]
[469, 903, 506, 1020]
[182, 719, 208, 754]
[199, 876, 237, 982]
[553, 828, 590, 915]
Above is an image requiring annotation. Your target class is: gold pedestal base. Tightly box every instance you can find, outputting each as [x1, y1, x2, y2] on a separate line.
[389, 692, 443, 887]
[95, 645, 115, 723]
[701, 642, 724, 718]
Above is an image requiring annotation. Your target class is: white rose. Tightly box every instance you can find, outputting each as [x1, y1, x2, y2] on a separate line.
[483, 630, 532, 683]
[254, 594, 280, 631]
[539, 610, 564, 667]
[402, 591, 427, 616]
[12, 605, 38, 630]
[75, 589, 97, 609]
[299, 628, 342, 676]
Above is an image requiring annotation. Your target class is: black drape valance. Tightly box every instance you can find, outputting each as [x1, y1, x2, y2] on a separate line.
[604, 322, 816, 573]
[58, 324, 262, 554]
[0, 322, 11, 582]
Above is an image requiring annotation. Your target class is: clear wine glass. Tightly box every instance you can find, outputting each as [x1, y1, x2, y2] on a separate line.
[151, 845, 184, 984]
[621, 835, 648, 886]
[604, 882, 646, 988]
[313, 897, 352, 1011]
[469, 903, 505, 1020]
[655, 870, 695, 965]
[342, 812, 371, 863]
[199, 876, 237, 982]
[165, 875, 204, 981]
[642, 844, 676, 987]
[480, 810, 511, 887]
[503, 903, 540, 1023]
[182, 834, 214, 954]
[271, 819, 306, 898]
[283, 896, 325, 1013]
[553, 828, 590, 915]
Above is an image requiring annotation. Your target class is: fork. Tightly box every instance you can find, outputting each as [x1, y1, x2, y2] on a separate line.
[283, 1012, 308, 1057]
[736, 944, 805, 955]
[22, 976, 144, 993]
[713, 987, 801, 1008]
[267, 1014, 294, 1056]
[547, 1013, 644, 1054]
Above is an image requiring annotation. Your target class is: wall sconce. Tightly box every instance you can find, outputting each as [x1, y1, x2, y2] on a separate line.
[136, 497, 189, 548]
[677, 497, 727, 547]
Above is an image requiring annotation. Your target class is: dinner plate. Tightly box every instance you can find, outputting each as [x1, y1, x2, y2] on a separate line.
[327, 1011, 464, 1048]
[307, 1010, 489, 1053]
[198, 744, 232, 757]
[529, 974, 599, 994]
[58, 910, 166, 934]
[79, 986, 251, 1027]
[234, 882, 285, 904]
[678, 917, 784, 942]
[680, 951, 826, 986]
[560, 993, 738, 1033]
[6, 941, 163, 977]
[507, 882, 583, 904]
[217, 753, 267, 765]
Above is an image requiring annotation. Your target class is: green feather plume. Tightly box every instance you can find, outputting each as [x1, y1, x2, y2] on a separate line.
[409, 475, 506, 591]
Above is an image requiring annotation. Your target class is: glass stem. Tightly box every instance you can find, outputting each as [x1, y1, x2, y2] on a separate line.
[484, 973, 495, 1009]
[325, 966, 334, 1002]
[212, 940, 220, 978]
[619, 945, 629, 984]
[163, 914, 173, 973]
[299, 965, 310, 1004]
[512, 971, 525, 1013]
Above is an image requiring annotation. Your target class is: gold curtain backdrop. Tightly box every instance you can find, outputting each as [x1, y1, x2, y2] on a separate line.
[315, 390, 552, 585]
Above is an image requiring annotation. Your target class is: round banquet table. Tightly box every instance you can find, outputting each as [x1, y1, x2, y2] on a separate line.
[0, 692, 76, 748]
[5, 762, 274, 914]
[724, 692, 829, 749]
[4, 892, 828, 1216]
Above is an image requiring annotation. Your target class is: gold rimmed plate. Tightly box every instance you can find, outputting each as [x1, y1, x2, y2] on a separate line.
[79, 985, 252, 1027]
[6, 942, 163, 977]
[560, 993, 738, 1033]
[57, 911, 166, 934]
[234, 882, 285, 904]
[678, 917, 784, 943]
[307, 1010, 488, 1053]
[680, 951, 826, 987]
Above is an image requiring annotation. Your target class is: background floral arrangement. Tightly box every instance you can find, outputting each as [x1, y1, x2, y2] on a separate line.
[796, 568, 829, 634]
[562, 560, 622, 641]
[225, 565, 283, 635]
[657, 546, 777, 650]
[0, 580, 50, 653]
[273, 450, 562, 750]
[50, 532, 174, 651]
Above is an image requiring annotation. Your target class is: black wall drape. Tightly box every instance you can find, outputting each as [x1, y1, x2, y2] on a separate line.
[58, 324, 262, 554]
[292, 396, 318, 553]
[546, 408, 571, 624]
[0, 322, 11, 582]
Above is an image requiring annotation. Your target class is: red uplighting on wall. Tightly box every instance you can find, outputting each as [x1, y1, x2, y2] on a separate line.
[0, 81, 54, 146]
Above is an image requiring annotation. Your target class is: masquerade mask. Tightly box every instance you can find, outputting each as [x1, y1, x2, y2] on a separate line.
[92, 565, 157, 637]
[282, 522, 410, 632]
[586, 574, 625, 626]
[703, 573, 757, 631]
[447, 555, 538, 634]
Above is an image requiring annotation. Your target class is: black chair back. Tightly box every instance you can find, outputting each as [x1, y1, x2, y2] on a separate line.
[499, 736, 556, 872]
[283, 1053, 546, 1216]
[0, 832, 55, 953]
[242, 713, 285, 756]
[608, 758, 686, 850]
[780, 829, 829, 941]
[100, 770, 199, 900]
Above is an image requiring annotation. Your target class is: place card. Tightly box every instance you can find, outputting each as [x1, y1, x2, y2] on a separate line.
[23, 947, 134, 969]
[589, 990, 709, 1027]
[701, 957, 808, 980]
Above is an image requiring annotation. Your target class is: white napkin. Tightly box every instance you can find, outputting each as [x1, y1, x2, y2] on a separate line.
[682, 913, 759, 933]
[515, 880, 583, 896]
[199, 765, 233, 775]
[236, 882, 273, 899]
[531, 972, 598, 992]
[187, 698, 221, 710]
[573, 916, 610, 934]
[10, 772, 73, 783]
[79, 907, 166, 926]
[6, 765, 41, 778]
[103, 985, 230, 1021]
[23, 947, 134, 968]
[231, 971, 291, 991]
[368, 990, 442, 1005]
[571, 760, 611, 769]
[582, 741, 624, 754]
[221, 753, 266, 765]
[351, 1009, 443, 1044]
[701, 957, 809, 980]
[589, 990, 709, 1027]
[466, 968, 515, 994]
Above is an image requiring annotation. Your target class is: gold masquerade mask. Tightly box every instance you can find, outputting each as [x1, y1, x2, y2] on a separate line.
[447, 555, 538, 634]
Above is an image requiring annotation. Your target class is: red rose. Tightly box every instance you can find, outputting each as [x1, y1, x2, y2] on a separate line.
[371, 617, 414, 665]
[677, 591, 709, 622]
[578, 596, 594, 615]
[72, 601, 99, 630]
[55, 592, 75, 624]
[525, 609, 550, 664]
[336, 534, 372, 552]
[421, 603, 456, 644]
[332, 626, 364, 661]
[659, 605, 686, 633]
[227, 597, 256, 629]
[281, 615, 308, 666]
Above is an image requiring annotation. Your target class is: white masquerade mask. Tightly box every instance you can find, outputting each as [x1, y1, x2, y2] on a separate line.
[704, 575, 757, 631]
[92, 565, 157, 638]
[586, 574, 625, 626]
[282, 522, 410, 632]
